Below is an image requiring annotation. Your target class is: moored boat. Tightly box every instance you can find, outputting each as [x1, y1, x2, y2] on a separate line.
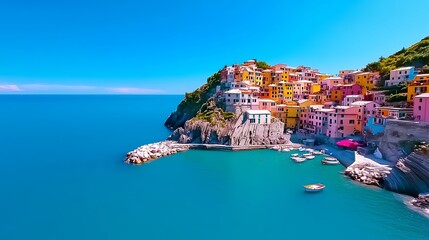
[321, 157, 340, 165]
[303, 153, 312, 157]
[313, 151, 322, 155]
[292, 157, 306, 163]
[305, 155, 315, 160]
[282, 148, 290, 152]
[298, 147, 305, 152]
[291, 153, 299, 157]
[304, 183, 325, 192]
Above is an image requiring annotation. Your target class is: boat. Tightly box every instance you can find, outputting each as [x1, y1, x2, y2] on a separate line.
[302, 153, 312, 157]
[298, 147, 305, 152]
[291, 153, 299, 157]
[282, 148, 290, 152]
[313, 151, 322, 155]
[292, 157, 306, 163]
[305, 155, 315, 160]
[305, 148, 314, 153]
[321, 157, 340, 165]
[304, 183, 325, 192]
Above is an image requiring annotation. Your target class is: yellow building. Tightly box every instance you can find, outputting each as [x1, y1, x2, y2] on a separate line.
[311, 83, 321, 94]
[285, 105, 300, 129]
[262, 69, 272, 87]
[268, 84, 279, 101]
[355, 72, 379, 90]
[407, 74, 429, 103]
[281, 72, 289, 82]
[277, 82, 293, 103]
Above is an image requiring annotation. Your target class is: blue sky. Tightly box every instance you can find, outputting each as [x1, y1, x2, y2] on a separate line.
[1, 0, 429, 94]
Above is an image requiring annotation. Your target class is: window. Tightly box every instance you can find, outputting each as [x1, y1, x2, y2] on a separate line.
[250, 119, 255, 123]
[418, 106, 422, 111]
[349, 120, 355, 124]
[420, 98, 423, 103]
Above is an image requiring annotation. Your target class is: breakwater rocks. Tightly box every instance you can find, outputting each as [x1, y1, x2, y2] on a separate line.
[125, 141, 189, 165]
[344, 153, 392, 186]
[411, 194, 429, 209]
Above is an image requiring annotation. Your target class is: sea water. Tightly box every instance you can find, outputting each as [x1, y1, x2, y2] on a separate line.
[0, 95, 428, 240]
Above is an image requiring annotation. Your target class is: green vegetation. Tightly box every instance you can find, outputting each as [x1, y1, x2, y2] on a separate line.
[256, 60, 270, 69]
[176, 71, 221, 118]
[194, 100, 235, 126]
[363, 36, 429, 76]
[386, 93, 407, 102]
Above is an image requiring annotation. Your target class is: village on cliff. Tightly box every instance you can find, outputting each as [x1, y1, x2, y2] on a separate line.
[217, 59, 428, 139]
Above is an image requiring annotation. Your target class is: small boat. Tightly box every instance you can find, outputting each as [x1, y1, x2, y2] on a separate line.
[292, 157, 306, 163]
[322, 157, 340, 165]
[291, 153, 299, 157]
[302, 153, 312, 157]
[298, 147, 305, 152]
[305, 148, 314, 153]
[304, 183, 325, 192]
[313, 151, 322, 155]
[305, 155, 315, 160]
[282, 148, 290, 152]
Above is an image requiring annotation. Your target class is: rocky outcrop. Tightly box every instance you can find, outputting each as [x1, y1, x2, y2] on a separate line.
[344, 152, 392, 186]
[165, 72, 221, 130]
[125, 141, 189, 165]
[411, 194, 429, 209]
[376, 120, 429, 162]
[168, 115, 289, 146]
[384, 152, 429, 196]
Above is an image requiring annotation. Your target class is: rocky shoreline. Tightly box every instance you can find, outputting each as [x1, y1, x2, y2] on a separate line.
[411, 194, 429, 209]
[125, 141, 190, 165]
[344, 152, 392, 187]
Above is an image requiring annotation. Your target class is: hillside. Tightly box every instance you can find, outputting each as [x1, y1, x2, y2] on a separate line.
[164, 71, 222, 129]
[364, 36, 429, 77]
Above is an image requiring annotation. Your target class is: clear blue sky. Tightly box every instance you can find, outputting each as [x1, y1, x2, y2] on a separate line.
[1, 0, 429, 94]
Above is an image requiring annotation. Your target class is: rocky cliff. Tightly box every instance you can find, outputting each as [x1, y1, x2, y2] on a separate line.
[373, 120, 429, 196]
[165, 72, 222, 130]
[168, 114, 289, 146]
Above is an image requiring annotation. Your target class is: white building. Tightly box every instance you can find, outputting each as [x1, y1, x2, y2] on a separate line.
[385, 66, 416, 87]
[245, 110, 271, 124]
[342, 95, 364, 106]
[223, 89, 258, 113]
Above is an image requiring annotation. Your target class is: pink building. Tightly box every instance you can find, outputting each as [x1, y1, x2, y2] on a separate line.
[341, 84, 363, 97]
[327, 106, 359, 138]
[414, 93, 429, 122]
[350, 101, 380, 133]
[302, 105, 335, 135]
[258, 99, 277, 112]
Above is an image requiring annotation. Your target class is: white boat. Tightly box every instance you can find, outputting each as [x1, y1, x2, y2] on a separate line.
[291, 153, 299, 157]
[305, 155, 315, 160]
[313, 151, 322, 155]
[304, 183, 325, 192]
[292, 157, 306, 163]
[302, 153, 312, 157]
[305, 148, 314, 153]
[298, 147, 305, 152]
[282, 148, 290, 152]
[321, 157, 340, 165]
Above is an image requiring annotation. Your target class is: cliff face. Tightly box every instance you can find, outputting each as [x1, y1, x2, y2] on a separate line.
[168, 115, 289, 146]
[374, 120, 429, 196]
[376, 120, 429, 162]
[165, 72, 221, 130]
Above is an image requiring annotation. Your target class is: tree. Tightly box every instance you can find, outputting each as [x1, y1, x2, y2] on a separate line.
[256, 61, 270, 69]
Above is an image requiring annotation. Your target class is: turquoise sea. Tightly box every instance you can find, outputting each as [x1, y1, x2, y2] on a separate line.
[0, 95, 428, 240]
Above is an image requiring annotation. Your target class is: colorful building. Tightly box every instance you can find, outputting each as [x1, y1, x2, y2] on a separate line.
[342, 95, 364, 106]
[330, 84, 363, 103]
[407, 74, 429, 103]
[350, 101, 380, 133]
[385, 66, 416, 87]
[413, 93, 429, 122]
[223, 89, 259, 113]
[327, 106, 359, 138]
[355, 72, 380, 90]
